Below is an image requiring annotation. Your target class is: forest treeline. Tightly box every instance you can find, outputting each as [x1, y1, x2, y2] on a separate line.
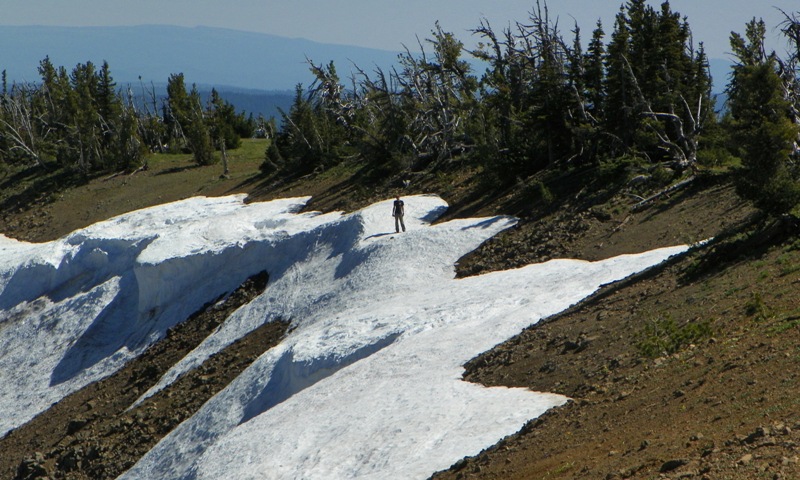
[0, 64, 259, 173]
[2, 1, 799, 215]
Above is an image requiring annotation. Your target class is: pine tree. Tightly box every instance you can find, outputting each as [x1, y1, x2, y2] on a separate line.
[274, 84, 319, 173]
[96, 61, 120, 151]
[208, 88, 242, 151]
[186, 84, 215, 166]
[108, 91, 145, 171]
[471, 17, 529, 180]
[603, 1, 712, 166]
[165, 73, 191, 151]
[68, 61, 104, 171]
[395, 23, 477, 168]
[584, 20, 606, 119]
[728, 19, 800, 214]
[37, 57, 73, 162]
[604, 7, 635, 151]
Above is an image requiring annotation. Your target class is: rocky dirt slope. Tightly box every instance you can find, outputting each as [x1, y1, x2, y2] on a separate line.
[1, 159, 798, 479]
[432, 181, 800, 479]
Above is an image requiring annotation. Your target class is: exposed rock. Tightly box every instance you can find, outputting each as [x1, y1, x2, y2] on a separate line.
[15, 453, 48, 480]
[66, 418, 88, 435]
[660, 458, 689, 472]
[744, 426, 769, 444]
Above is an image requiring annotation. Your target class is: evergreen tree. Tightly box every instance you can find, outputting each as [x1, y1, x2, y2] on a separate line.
[261, 137, 284, 174]
[186, 84, 215, 165]
[728, 19, 800, 214]
[96, 62, 118, 122]
[604, 7, 635, 151]
[584, 20, 606, 119]
[208, 88, 242, 151]
[305, 61, 351, 167]
[67, 61, 104, 171]
[108, 91, 145, 171]
[470, 2, 581, 182]
[164, 73, 214, 164]
[96, 61, 120, 150]
[165, 73, 191, 151]
[347, 65, 411, 170]
[471, 17, 530, 179]
[604, 1, 712, 165]
[273, 84, 320, 173]
[395, 23, 478, 168]
[525, 3, 575, 167]
[37, 57, 73, 162]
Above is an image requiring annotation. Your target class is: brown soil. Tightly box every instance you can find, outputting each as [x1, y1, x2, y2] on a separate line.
[2, 153, 800, 480]
[434, 216, 800, 480]
[430, 178, 800, 480]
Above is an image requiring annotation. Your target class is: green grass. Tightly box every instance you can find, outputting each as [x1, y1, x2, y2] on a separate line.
[636, 315, 714, 358]
[0, 139, 271, 242]
[744, 292, 772, 322]
[766, 305, 800, 334]
[769, 316, 800, 334]
[776, 251, 800, 276]
[542, 461, 577, 478]
[146, 138, 267, 173]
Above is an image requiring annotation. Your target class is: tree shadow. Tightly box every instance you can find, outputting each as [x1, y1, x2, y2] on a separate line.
[679, 213, 797, 283]
[0, 164, 88, 215]
[154, 164, 203, 176]
[460, 216, 514, 231]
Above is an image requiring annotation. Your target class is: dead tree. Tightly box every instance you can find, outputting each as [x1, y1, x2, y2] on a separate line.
[393, 24, 477, 167]
[0, 83, 54, 168]
[349, 64, 412, 156]
[623, 56, 705, 171]
[136, 79, 167, 153]
[777, 9, 800, 155]
[219, 138, 229, 177]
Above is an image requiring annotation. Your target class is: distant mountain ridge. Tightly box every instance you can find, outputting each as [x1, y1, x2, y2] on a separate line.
[0, 24, 732, 118]
[0, 24, 406, 118]
[0, 25, 402, 91]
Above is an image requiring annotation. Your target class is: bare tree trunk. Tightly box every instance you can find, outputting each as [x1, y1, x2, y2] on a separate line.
[0, 84, 49, 168]
[623, 56, 704, 171]
[778, 10, 800, 154]
[220, 138, 230, 178]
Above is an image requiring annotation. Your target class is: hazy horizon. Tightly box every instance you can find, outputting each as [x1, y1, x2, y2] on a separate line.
[1, 1, 794, 60]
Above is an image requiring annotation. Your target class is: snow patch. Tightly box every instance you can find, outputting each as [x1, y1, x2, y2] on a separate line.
[0, 193, 688, 479]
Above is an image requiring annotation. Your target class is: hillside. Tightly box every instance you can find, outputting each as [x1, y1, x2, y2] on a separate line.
[1, 142, 799, 479]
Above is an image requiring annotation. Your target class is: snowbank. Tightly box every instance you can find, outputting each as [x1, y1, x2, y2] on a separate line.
[0, 194, 687, 479]
[0, 195, 330, 435]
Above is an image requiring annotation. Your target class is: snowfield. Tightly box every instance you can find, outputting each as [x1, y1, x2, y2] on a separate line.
[0, 194, 687, 479]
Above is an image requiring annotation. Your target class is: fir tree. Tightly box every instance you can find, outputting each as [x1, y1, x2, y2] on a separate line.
[584, 20, 606, 119]
[728, 19, 800, 214]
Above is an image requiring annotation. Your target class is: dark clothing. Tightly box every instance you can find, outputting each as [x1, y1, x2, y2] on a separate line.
[392, 199, 404, 217]
[392, 199, 406, 233]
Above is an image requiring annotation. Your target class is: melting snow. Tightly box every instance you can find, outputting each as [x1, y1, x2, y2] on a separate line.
[0, 194, 687, 479]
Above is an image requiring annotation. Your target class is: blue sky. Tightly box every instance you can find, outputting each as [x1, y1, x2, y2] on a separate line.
[0, 0, 794, 59]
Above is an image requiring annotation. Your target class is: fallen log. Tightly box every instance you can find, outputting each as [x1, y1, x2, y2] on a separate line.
[631, 176, 696, 212]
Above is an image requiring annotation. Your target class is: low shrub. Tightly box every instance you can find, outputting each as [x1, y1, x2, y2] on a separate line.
[636, 315, 713, 358]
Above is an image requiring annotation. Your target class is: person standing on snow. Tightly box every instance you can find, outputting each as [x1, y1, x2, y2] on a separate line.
[392, 195, 406, 233]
